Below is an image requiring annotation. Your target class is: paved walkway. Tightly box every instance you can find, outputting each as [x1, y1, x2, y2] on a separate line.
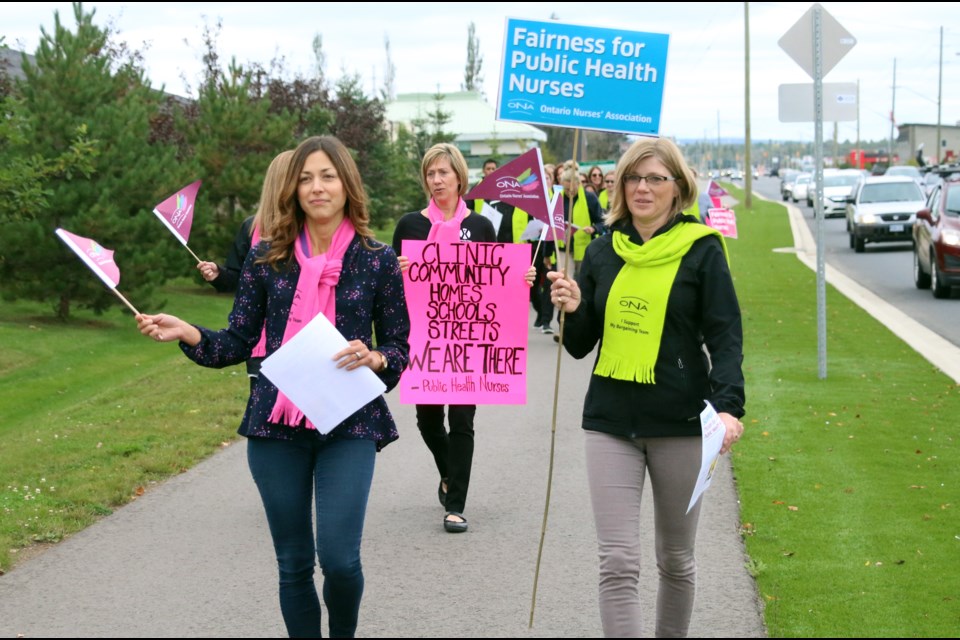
[0, 309, 766, 637]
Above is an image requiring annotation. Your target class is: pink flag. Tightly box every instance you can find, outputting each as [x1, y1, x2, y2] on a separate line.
[152, 180, 201, 246]
[465, 148, 551, 228]
[707, 180, 729, 199]
[55, 228, 121, 289]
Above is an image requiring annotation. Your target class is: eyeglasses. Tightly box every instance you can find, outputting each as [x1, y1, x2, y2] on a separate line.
[603, 179, 615, 184]
[623, 174, 677, 187]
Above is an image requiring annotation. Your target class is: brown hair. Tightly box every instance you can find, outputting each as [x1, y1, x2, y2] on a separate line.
[263, 136, 375, 266]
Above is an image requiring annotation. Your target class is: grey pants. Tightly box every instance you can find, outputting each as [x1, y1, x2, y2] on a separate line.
[584, 430, 703, 638]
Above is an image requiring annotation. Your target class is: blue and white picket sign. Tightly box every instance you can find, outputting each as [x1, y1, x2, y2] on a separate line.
[496, 17, 670, 136]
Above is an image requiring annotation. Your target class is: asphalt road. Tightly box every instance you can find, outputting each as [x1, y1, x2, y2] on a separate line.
[0, 319, 766, 638]
[753, 176, 960, 347]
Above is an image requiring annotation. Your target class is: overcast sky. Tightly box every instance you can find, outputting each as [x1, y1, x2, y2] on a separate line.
[5, 2, 960, 144]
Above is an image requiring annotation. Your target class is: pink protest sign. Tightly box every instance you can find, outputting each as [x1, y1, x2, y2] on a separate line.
[706, 208, 738, 239]
[400, 240, 531, 405]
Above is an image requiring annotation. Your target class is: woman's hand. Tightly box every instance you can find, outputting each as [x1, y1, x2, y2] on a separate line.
[524, 265, 536, 287]
[718, 412, 744, 455]
[197, 261, 220, 282]
[136, 313, 201, 347]
[397, 255, 410, 273]
[334, 340, 379, 372]
[547, 270, 581, 313]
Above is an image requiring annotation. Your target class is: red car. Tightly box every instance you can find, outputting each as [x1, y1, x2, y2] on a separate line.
[913, 175, 960, 298]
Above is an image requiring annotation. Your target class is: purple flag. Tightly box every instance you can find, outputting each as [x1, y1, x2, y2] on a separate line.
[707, 180, 729, 198]
[152, 180, 201, 246]
[55, 228, 121, 289]
[465, 148, 551, 228]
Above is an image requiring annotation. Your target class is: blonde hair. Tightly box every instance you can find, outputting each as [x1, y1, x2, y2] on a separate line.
[605, 137, 697, 227]
[560, 159, 580, 185]
[252, 150, 293, 241]
[264, 136, 376, 266]
[420, 143, 469, 201]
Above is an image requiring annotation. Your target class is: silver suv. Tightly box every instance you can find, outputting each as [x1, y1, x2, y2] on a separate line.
[846, 176, 926, 253]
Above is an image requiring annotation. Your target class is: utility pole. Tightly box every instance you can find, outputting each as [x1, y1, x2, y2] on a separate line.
[744, 2, 752, 208]
[716, 110, 722, 172]
[937, 26, 943, 164]
[856, 79, 860, 168]
[889, 58, 896, 165]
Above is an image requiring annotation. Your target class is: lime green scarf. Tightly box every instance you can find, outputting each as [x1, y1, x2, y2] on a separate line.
[594, 222, 727, 383]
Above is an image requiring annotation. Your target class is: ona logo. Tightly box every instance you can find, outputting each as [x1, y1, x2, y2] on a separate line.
[507, 99, 535, 112]
[618, 296, 649, 316]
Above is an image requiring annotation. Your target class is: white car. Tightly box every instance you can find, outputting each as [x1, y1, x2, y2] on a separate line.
[817, 170, 862, 217]
[846, 176, 927, 253]
[792, 173, 812, 203]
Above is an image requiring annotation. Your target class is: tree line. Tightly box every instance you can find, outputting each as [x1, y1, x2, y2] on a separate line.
[0, 4, 461, 319]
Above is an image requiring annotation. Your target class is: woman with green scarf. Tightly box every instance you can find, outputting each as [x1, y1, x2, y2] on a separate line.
[547, 137, 745, 638]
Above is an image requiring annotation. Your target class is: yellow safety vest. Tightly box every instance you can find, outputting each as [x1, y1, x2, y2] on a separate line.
[599, 189, 609, 210]
[571, 186, 592, 261]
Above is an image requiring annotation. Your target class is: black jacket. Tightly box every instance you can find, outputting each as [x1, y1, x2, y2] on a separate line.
[561, 215, 745, 439]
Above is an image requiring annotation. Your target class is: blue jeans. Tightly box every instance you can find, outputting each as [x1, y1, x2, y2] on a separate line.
[247, 436, 376, 638]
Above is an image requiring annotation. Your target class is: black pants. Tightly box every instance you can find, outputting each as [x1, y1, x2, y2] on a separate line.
[533, 262, 555, 328]
[414, 404, 476, 514]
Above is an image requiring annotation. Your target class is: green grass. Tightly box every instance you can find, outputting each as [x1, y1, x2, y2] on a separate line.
[724, 184, 960, 637]
[0, 283, 247, 573]
[1, 203, 958, 636]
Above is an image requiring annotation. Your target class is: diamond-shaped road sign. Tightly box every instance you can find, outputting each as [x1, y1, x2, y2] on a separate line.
[778, 3, 856, 79]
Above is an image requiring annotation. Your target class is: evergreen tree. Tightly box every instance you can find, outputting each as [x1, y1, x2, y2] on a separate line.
[462, 22, 483, 94]
[175, 25, 298, 261]
[2, 3, 184, 319]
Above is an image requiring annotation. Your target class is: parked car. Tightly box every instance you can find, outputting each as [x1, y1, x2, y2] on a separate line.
[792, 173, 812, 203]
[815, 170, 863, 217]
[913, 177, 960, 298]
[780, 169, 800, 201]
[846, 175, 926, 253]
[885, 165, 923, 188]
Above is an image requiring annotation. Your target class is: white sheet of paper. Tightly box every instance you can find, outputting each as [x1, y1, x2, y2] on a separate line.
[259, 312, 387, 435]
[519, 218, 547, 241]
[686, 400, 726, 514]
[479, 201, 503, 234]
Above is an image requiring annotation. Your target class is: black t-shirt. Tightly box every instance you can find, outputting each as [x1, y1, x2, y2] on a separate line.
[391, 210, 497, 253]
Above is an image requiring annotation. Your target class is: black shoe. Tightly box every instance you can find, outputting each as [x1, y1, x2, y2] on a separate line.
[438, 478, 447, 507]
[444, 512, 468, 533]
[553, 334, 560, 343]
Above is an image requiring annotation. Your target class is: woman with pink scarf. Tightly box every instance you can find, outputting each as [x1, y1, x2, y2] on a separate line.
[136, 136, 409, 638]
[391, 143, 497, 534]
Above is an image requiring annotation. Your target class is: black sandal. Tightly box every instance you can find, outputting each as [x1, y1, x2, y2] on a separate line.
[438, 478, 447, 507]
[444, 511, 468, 533]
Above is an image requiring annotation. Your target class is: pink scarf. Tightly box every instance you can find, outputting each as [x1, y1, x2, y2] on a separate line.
[426, 197, 469, 244]
[268, 217, 356, 429]
[250, 224, 267, 359]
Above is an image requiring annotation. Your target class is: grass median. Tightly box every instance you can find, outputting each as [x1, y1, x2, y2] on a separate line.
[0, 206, 957, 636]
[725, 184, 959, 637]
[0, 282, 245, 574]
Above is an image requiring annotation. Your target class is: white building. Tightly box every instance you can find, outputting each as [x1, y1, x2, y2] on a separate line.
[385, 91, 547, 180]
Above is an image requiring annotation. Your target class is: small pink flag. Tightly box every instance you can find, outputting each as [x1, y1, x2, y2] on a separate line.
[153, 180, 201, 246]
[707, 180, 729, 198]
[465, 148, 552, 229]
[55, 228, 121, 289]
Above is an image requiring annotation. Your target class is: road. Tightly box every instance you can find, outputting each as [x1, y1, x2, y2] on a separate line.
[751, 175, 960, 347]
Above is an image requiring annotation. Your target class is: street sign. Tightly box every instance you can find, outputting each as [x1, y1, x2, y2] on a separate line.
[778, 3, 856, 79]
[778, 82, 858, 122]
